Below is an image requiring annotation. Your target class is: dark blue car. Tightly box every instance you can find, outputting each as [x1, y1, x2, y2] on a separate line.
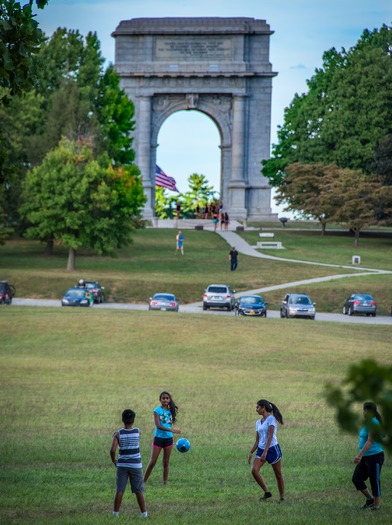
[235, 295, 267, 317]
[61, 287, 90, 307]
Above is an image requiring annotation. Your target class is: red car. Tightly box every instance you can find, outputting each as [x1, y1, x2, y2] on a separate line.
[0, 280, 16, 304]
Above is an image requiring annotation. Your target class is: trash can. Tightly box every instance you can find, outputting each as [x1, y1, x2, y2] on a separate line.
[352, 255, 361, 265]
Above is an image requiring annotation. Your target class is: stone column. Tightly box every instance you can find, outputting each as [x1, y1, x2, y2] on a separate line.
[138, 96, 154, 219]
[228, 95, 247, 219]
[231, 95, 245, 182]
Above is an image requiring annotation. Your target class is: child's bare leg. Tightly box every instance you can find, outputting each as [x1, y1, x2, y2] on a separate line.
[272, 460, 285, 499]
[162, 446, 173, 484]
[251, 458, 269, 492]
[144, 446, 161, 482]
[114, 491, 124, 512]
[136, 492, 147, 513]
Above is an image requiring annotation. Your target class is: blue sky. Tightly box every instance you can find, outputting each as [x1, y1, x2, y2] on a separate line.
[35, 1, 391, 212]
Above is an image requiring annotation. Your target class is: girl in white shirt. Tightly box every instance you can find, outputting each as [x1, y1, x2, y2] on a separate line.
[247, 399, 285, 502]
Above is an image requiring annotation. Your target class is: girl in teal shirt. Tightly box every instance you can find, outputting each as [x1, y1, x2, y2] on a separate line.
[352, 402, 384, 511]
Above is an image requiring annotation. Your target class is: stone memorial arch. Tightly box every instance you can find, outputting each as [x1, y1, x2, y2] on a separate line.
[112, 17, 278, 220]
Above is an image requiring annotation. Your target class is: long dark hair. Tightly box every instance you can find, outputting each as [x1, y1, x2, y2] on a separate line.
[363, 401, 383, 424]
[160, 391, 179, 423]
[257, 399, 284, 425]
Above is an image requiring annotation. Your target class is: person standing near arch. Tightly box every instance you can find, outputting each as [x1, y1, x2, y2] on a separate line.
[176, 231, 184, 255]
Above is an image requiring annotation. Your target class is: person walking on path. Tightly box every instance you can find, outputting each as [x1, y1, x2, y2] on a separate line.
[110, 409, 148, 519]
[224, 212, 229, 231]
[229, 246, 239, 271]
[352, 402, 384, 511]
[143, 391, 181, 485]
[248, 399, 285, 503]
[176, 231, 184, 255]
[212, 213, 218, 232]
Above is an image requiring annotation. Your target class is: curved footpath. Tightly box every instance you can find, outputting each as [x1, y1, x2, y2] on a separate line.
[214, 230, 391, 296]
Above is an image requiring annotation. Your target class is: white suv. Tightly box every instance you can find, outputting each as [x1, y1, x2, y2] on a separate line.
[203, 284, 236, 311]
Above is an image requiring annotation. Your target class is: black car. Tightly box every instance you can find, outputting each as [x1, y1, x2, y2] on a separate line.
[0, 280, 16, 304]
[280, 293, 316, 320]
[343, 293, 376, 317]
[84, 281, 105, 303]
[61, 288, 91, 307]
[235, 295, 267, 317]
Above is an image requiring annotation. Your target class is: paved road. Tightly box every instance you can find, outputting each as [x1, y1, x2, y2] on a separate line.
[10, 229, 392, 326]
[11, 298, 392, 325]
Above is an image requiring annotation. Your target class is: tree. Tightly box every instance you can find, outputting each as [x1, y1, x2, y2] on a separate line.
[95, 65, 137, 166]
[180, 173, 217, 218]
[275, 163, 338, 233]
[0, 87, 44, 232]
[155, 187, 177, 219]
[325, 359, 392, 454]
[372, 133, 392, 186]
[0, 27, 140, 236]
[263, 25, 392, 187]
[0, 1, 48, 102]
[28, 29, 136, 168]
[27, 28, 105, 166]
[154, 173, 218, 219]
[320, 168, 382, 246]
[21, 138, 146, 271]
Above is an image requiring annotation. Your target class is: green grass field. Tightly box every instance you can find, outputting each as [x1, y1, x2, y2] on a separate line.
[1, 228, 391, 313]
[0, 307, 391, 524]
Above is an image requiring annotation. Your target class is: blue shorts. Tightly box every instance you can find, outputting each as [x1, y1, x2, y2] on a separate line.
[256, 444, 282, 464]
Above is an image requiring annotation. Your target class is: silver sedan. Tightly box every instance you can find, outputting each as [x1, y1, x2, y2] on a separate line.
[149, 293, 179, 312]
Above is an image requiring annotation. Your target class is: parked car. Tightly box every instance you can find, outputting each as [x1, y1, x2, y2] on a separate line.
[280, 293, 316, 320]
[203, 284, 236, 311]
[84, 281, 105, 303]
[342, 293, 376, 317]
[235, 295, 267, 317]
[61, 287, 91, 307]
[149, 293, 179, 312]
[0, 280, 16, 304]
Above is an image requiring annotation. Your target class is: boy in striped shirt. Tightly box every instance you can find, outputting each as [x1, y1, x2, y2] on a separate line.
[110, 409, 148, 518]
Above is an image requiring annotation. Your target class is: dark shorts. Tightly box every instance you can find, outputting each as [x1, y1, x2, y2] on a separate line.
[153, 436, 174, 449]
[116, 466, 144, 493]
[256, 444, 282, 464]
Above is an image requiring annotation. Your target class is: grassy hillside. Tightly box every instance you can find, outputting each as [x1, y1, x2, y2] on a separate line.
[0, 227, 391, 312]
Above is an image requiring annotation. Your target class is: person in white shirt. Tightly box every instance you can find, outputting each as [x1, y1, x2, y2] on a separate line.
[247, 399, 285, 502]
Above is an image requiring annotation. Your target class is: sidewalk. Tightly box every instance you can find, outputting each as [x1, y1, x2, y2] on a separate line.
[190, 227, 391, 303]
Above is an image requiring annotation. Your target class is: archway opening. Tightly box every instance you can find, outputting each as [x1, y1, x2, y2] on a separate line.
[156, 110, 221, 196]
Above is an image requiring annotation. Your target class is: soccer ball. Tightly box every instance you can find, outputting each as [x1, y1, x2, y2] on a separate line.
[176, 438, 190, 453]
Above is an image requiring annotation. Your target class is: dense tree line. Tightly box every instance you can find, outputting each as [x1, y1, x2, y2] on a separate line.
[0, 11, 145, 268]
[263, 25, 392, 236]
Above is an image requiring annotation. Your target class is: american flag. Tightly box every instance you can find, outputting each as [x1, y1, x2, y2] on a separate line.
[155, 165, 179, 192]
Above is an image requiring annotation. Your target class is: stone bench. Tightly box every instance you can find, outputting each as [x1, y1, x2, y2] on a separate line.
[256, 241, 283, 249]
[259, 232, 275, 238]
